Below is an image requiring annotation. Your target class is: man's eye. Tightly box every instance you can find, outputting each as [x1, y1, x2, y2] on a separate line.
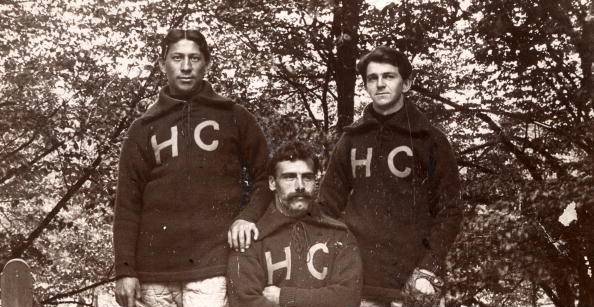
[366, 76, 377, 82]
[190, 56, 201, 62]
[303, 174, 315, 181]
[172, 56, 182, 61]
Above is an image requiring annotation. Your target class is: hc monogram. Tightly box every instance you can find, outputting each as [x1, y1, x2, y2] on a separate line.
[264, 243, 329, 284]
[351, 146, 413, 178]
[150, 120, 220, 164]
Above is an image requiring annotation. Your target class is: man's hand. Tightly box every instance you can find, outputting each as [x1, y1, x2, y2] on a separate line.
[414, 277, 435, 294]
[228, 219, 259, 252]
[403, 268, 443, 307]
[406, 268, 442, 294]
[262, 285, 281, 305]
[115, 277, 141, 307]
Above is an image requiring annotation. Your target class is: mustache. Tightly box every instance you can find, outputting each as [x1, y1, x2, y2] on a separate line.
[287, 192, 313, 201]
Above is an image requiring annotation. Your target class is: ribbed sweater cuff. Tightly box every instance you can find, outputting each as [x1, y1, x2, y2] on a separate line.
[235, 210, 259, 223]
[419, 252, 443, 276]
[279, 287, 298, 307]
[115, 261, 137, 278]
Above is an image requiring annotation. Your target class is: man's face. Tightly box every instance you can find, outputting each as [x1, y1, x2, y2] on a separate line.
[269, 159, 316, 216]
[365, 61, 411, 114]
[159, 39, 208, 96]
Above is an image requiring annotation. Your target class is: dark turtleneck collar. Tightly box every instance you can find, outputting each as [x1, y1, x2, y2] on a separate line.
[140, 80, 235, 122]
[255, 200, 349, 241]
[167, 81, 205, 101]
[344, 101, 434, 136]
[370, 106, 399, 123]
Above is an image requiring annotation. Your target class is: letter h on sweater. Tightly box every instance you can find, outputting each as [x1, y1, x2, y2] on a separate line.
[265, 247, 292, 285]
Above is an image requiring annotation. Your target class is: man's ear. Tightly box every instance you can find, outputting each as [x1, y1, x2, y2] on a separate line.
[268, 175, 276, 191]
[402, 77, 412, 93]
[158, 58, 166, 74]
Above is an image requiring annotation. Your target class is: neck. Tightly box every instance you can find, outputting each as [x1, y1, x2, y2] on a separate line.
[372, 98, 404, 116]
[169, 81, 204, 99]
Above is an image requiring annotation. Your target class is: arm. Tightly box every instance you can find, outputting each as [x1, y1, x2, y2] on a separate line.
[278, 232, 363, 307]
[113, 121, 151, 278]
[418, 131, 463, 274]
[233, 105, 272, 223]
[229, 105, 272, 250]
[227, 248, 279, 307]
[319, 135, 352, 218]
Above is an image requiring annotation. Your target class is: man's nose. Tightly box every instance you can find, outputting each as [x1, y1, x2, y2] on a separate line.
[181, 58, 192, 72]
[295, 177, 305, 191]
[377, 77, 386, 88]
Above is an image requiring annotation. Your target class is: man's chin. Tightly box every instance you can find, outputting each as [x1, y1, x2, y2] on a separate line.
[289, 201, 310, 213]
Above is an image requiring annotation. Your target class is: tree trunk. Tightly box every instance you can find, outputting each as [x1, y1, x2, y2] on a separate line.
[331, 0, 362, 132]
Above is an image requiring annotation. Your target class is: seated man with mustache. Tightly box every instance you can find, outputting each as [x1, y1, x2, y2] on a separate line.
[227, 141, 362, 307]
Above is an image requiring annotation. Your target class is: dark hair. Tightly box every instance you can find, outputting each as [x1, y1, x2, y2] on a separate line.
[160, 29, 211, 63]
[268, 141, 320, 176]
[356, 46, 412, 84]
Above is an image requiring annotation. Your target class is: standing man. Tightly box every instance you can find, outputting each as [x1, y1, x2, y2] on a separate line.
[319, 46, 462, 306]
[113, 29, 270, 307]
[227, 141, 362, 307]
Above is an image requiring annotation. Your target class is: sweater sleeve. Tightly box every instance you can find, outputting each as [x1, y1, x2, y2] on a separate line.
[113, 121, 151, 278]
[233, 105, 272, 222]
[227, 247, 279, 307]
[418, 130, 463, 275]
[318, 134, 352, 218]
[278, 231, 362, 307]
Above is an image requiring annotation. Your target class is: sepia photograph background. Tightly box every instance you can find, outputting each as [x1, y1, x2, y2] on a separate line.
[0, 0, 592, 306]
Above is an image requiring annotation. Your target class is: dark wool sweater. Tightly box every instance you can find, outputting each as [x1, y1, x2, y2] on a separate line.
[227, 202, 362, 307]
[113, 82, 271, 282]
[319, 102, 462, 301]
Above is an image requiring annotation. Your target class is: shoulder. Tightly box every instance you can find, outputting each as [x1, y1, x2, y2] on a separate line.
[343, 117, 376, 136]
[427, 125, 455, 151]
[231, 103, 259, 123]
[331, 132, 353, 152]
[124, 117, 148, 140]
[308, 209, 350, 232]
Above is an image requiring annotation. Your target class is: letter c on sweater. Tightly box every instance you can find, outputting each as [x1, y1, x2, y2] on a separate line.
[307, 243, 329, 280]
[387, 145, 413, 178]
[194, 120, 219, 151]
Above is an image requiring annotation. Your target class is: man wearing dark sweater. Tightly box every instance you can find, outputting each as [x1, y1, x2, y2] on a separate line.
[113, 29, 270, 307]
[319, 46, 462, 306]
[227, 141, 362, 307]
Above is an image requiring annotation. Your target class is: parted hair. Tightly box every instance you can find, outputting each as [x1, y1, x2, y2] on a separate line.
[356, 46, 412, 84]
[268, 141, 320, 176]
[160, 29, 211, 63]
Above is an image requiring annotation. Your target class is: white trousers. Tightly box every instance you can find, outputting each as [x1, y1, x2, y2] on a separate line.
[138, 276, 227, 307]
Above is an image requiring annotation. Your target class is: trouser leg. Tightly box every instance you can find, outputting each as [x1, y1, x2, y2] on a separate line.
[183, 276, 228, 307]
[138, 282, 182, 307]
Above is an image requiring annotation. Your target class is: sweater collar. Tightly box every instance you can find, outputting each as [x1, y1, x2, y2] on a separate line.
[140, 81, 235, 121]
[256, 201, 347, 240]
[345, 100, 432, 135]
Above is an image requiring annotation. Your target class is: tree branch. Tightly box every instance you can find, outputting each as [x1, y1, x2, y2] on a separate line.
[413, 84, 544, 181]
[0, 140, 66, 185]
[40, 277, 117, 305]
[9, 63, 160, 259]
[459, 141, 497, 155]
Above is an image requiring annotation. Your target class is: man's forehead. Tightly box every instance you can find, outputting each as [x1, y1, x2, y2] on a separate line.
[167, 39, 203, 54]
[366, 62, 399, 75]
[276, 159, 315, 173]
